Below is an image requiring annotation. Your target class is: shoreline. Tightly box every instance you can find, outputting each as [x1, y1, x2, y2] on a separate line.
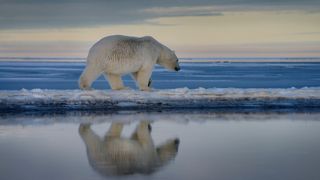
[1, 88, 320, 113]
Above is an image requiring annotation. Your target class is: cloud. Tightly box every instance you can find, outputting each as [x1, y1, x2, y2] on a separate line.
[0, 0, 319, 29]
[294, 31, 320, 35]
[141, 6, 223, 17]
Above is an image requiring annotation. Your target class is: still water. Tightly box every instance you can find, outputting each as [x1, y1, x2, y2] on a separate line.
[1, 112, 320, 180]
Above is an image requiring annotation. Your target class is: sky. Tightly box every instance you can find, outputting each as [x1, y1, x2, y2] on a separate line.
[0, 0, 320, 58]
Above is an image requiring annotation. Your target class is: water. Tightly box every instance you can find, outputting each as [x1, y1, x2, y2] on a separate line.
[1, 112, 320, 180]
[1, 59, 320, 180]
[0, 61, 320, 90]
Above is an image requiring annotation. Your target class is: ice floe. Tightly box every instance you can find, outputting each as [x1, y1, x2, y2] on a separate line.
[0, 87, 320, 112]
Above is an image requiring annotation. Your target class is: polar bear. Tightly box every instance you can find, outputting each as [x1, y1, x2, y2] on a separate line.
[79, 121, 179, 176]
[79, 35, 180, 91]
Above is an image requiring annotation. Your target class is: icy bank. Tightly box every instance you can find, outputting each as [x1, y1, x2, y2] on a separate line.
[0, 87, 320, 112]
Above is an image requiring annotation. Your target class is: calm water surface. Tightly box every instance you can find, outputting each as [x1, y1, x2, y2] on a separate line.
[1, 112, 320, 180]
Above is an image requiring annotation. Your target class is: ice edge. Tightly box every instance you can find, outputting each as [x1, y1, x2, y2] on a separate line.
[1, 87, 320, 112]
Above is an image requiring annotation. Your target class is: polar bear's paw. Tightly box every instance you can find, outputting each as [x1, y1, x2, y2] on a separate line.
[83, 87, 94, 91]
[113, 86, 131, 91]
[140, 87, 152, 92]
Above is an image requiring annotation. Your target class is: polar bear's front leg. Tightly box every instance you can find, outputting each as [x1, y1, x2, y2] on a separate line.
[132, 72, 152, 88]
[104, 73, 127, 90]
[137, 68, 153, 91]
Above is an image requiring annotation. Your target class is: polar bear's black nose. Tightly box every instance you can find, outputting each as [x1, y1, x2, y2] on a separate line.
[174, 67, 180, 71]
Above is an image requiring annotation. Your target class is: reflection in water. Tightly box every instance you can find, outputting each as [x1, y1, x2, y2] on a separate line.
[78, 121, 179, 176]
[1, 112, 320, 180]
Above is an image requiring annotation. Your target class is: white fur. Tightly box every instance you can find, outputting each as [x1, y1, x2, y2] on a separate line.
[79, 122, 179, 176]
[79, 35, 180, 91]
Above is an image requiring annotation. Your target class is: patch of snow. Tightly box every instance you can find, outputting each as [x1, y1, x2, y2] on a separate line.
[0, 87, 320, 111]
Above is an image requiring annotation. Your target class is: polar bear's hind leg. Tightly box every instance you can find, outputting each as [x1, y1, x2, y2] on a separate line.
[79, 65, 102, 90]
[104, 73, 128, 90]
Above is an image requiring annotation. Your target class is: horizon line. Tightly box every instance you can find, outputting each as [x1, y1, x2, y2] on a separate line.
[1, 56, 320, 59]
[1, 56, 320, 63]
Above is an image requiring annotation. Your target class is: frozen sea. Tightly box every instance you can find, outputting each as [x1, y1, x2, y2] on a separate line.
[0, 59, 320, 90]
[1, 58, 320, 180]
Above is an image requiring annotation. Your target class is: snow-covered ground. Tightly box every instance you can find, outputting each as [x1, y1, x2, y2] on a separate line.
[1, 87, 320, 111]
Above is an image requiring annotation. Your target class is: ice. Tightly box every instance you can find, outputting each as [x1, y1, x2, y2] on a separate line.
[1, 111, 320, 126]
[0, 87, 320, 111]
[1, 61, 320, 90]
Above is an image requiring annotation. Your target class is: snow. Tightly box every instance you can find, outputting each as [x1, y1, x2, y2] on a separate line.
[1, 87, 320, 111]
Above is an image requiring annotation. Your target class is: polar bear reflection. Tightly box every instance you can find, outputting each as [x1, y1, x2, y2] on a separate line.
[79, 121, 179, 176]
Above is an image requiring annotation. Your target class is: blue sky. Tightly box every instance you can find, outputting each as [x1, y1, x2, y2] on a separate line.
[0, 0, 319, 57]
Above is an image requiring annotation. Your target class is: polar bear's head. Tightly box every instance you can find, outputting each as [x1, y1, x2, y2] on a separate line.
[157, 46, 180, 71]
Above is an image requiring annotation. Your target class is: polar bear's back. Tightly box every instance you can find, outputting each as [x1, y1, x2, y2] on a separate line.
[86, 35, 160, 74]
